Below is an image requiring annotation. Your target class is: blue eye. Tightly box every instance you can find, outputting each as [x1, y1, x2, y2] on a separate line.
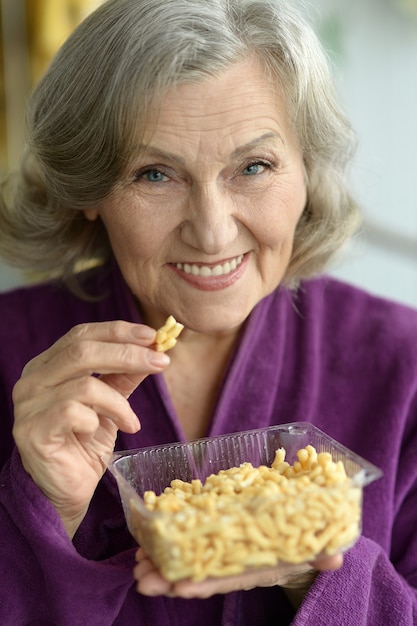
[132, 168, 169, 183]
[143, 169, 168, 182]
[242, 162, 267, 176]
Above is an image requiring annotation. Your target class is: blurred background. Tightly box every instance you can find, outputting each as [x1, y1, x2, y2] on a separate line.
[0, 0, 417, 307]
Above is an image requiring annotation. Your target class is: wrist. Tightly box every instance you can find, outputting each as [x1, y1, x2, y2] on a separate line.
[60, 510, 88, 540]
[47, 499, 88, 540]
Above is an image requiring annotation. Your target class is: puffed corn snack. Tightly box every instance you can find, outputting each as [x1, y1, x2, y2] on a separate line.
[129, 445, 362, 582]
[154, 315, 184, 352]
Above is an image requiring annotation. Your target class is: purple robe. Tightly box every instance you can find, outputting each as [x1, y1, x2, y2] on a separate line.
[0, 262, 416, 625]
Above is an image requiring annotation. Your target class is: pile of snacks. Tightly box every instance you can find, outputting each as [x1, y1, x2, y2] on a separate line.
[129, 445, 361, 582]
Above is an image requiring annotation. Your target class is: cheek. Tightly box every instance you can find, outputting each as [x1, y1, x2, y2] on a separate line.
[253, 182, 306, 245]
[100, 203, 163, 259]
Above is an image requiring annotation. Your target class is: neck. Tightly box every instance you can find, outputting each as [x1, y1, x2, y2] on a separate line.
[162, 325, 243, 440]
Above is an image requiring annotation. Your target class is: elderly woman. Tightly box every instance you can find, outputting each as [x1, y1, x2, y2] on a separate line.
[0, 0, 416, 624]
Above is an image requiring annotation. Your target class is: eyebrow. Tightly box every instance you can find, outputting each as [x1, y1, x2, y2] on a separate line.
[134, 132, 284, 164]
[230, 132, 284, 158]
[134, 146, 187, 165]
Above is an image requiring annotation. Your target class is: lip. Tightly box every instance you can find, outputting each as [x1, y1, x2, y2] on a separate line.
[169, 253, 249, 291]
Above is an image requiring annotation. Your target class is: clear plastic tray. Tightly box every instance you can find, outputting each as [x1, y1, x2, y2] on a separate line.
[109, 423, 382, 581]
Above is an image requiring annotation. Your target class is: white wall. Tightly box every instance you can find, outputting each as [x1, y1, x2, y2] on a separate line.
[1, 0, 417, 307]
[301, 0, 417, 307]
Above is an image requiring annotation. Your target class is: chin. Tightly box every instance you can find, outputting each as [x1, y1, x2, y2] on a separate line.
[179, 302, 256, 335]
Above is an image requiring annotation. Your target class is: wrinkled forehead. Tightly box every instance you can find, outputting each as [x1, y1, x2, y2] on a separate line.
[130, 58, 298, 156]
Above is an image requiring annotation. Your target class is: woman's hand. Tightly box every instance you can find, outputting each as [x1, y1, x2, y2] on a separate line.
[12, 321, 170, 538]
[133, 546, 343, 600]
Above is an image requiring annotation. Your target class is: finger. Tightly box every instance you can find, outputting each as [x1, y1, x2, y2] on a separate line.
[25, 321, 157, 370]
[16, 339, 170, 398]
[20, 321, 159, 383]
[311, 553, 343, 571]
[14, 375, 140, 438]
[99, 372, 150, 400]
[172, 561, 312, 599]
[135, 562, 173, 597]
[37, 340, 166, 382]
[135, 547, 148, 562]
[173, 568, 273, 599]
[134, 558, 159, 580]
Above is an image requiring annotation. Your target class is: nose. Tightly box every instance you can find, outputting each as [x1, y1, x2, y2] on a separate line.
[180, 182, 239, 255]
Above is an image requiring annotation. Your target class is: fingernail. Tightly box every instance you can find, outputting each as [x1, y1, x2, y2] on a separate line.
[148, 350, 170, 367]
[131, 325, 156, 341]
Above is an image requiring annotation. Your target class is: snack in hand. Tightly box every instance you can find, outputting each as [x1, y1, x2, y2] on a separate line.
[154, 315, 184, 352]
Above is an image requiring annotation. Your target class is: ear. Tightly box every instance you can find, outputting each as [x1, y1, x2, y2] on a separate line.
[84, 208, 100, 221]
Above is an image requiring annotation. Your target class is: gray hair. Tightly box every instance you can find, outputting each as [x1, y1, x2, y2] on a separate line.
[0, 0, 360, 290]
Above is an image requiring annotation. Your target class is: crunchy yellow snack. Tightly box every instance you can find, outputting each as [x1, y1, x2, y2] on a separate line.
[129, 446, 362, 582]
[154, 315, 184, 352]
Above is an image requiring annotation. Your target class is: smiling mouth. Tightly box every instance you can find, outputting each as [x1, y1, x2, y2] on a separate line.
[175, 254, 245, 277]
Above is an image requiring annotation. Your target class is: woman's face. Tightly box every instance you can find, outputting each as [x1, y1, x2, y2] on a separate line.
[86, 58, 307, 332]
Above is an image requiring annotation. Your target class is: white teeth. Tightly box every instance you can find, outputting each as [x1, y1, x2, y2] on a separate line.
[176, 255, 244, 277]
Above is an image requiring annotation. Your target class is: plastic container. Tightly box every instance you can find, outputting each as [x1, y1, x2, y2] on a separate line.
[109, 422, 382, 582]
